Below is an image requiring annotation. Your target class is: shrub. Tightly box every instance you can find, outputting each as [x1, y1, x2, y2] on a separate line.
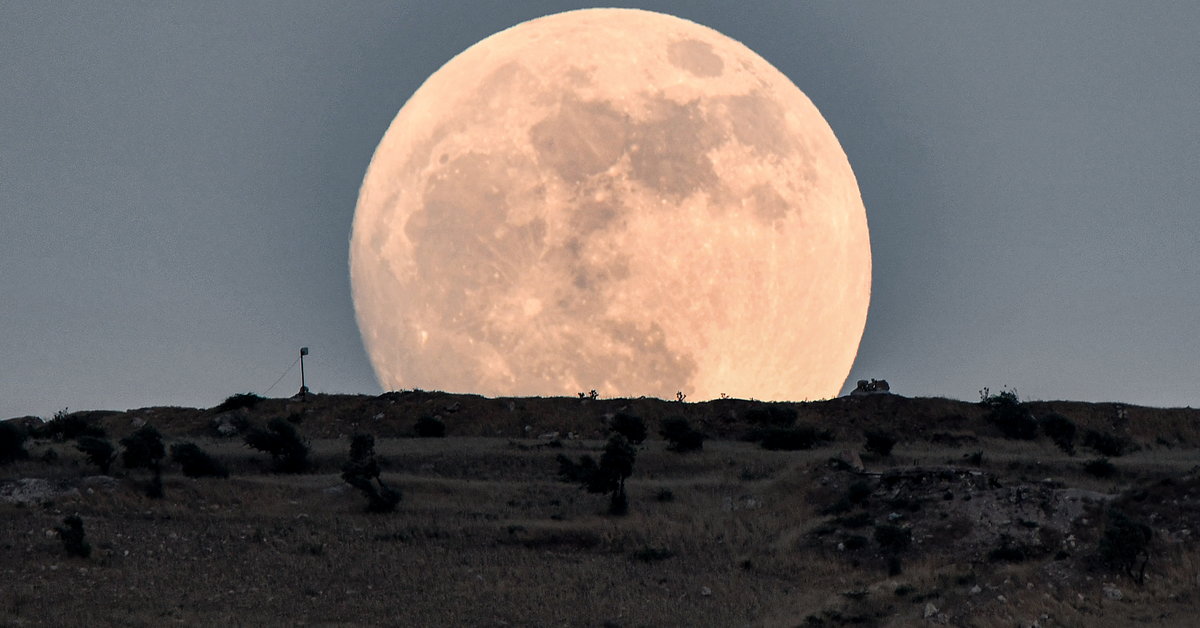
[414, 415, 446, 438]
[873, 524, 912, 552]
[214, 392, 264, 413]
[1084, 457, 1117, 478]
[76, 436, 116, 474]
[245, 418, 310, 473]
[984, 391, 1038, 440]
[55, 515, 91, 558]
[745, 404, 797, 427]
[120, 425, 164, 470]
[0, 421, 29, 465]
[1039, 413, 1076, 455]
[1083, 430, 1132, 457]
[847, 480, 873, 504]
[655, 488, 675, 502]
[863, 430, 897, 457]
[341, 434, 400, 513]
[170, 443, 228, 478]
[609, 413, 646, 445]
[758, 426, 827, 451]
[40, 409, 105, 441]
[842, 535, 869, 550]
[1099, 508, 1152, 582]
[557, 434, 637, 516]
[120, 425, 165, 498]
[660, 417, 704, 453]
[988, 534, 1030, 563]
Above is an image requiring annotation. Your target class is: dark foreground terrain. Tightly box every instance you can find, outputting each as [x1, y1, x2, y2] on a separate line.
[2, 391, 1199, 626]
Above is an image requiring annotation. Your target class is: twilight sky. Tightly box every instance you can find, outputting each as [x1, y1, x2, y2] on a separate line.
[3, 2, 1198, 419]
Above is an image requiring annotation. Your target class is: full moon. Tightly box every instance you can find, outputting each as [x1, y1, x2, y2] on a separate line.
[350, 9, 870, 401]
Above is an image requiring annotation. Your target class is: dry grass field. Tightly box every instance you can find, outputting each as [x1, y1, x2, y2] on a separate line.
[2, 391, 1199, 626]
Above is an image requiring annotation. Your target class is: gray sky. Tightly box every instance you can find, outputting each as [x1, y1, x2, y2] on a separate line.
[3, 2, 1198, 419]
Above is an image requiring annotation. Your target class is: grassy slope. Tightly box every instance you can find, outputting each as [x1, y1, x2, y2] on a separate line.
[2, 393, 1199, 626]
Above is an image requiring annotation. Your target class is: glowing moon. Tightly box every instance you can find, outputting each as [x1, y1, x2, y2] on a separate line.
[350, 8, 870, 401]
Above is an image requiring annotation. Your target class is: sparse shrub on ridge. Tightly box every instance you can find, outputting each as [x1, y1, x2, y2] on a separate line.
[76, 436, 116, 474]
[39, 409, 105, 442]
[414, 415, 446, 438]
[0, 421, 29, 465]
[170, 442, 228, 478]
[245, 418, 310, 473]
[214, 392, 264, 413]
[341, 433, 400, 513]
[1039, 413, 1077, 455]
[55, 515, 91, 559]
[120, 425, 165, 498]
[982, 389, 1038, 440]
[863, 430, 898, 457]
[660, 417, 704, 453]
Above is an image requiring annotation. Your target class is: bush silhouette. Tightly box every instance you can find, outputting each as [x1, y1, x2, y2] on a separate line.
[1099, 508, 1152, 582]
[414, 415, 446, 438]
[170, 443, 228, 478]
[984, 391, 1037, 440]
[660, 417, 704, 453]
[744, 404, 797, 427]
[120, 425, 165, 498]
[1084, 457, 1117, 478]
[214, 392, 264, 413]
[557, 433, 637, 515]
[55, 515, 91, 559]
[863, 430, 898, 457]
[1083, 430, 1131, 457]
[0, 421, 29, 465]
[76, 436, 116, 474]
[245, 418, 310, 473]
[1039, 413, 1076, 455]
[341, 434, 400, 513]
[39, 409, 106, 441]
[609, 413, 646, 445]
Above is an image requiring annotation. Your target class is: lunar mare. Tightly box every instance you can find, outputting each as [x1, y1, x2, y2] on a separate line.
[350, 8, 871, 401]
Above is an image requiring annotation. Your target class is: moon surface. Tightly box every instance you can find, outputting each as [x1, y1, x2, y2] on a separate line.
[350, 8, 871, 401]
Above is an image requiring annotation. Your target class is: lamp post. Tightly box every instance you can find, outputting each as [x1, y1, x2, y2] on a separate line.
[299, 347, 309, 399]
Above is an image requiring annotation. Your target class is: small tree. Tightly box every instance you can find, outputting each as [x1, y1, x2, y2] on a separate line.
[983, 389, 1037, 440]
[1099, 508, 1152, 583]
[245, 418, 310, 473]
[55, 515, 91, 558]
[120, 425, 165, 498]
[214, 392, 264, 413]
[863, 430, 898, 457]
[76, 436, 116, 474]
[341, 434, 400, 513]
[557, 434, 637, 516]
[170, 442, 228, 478]
[609, 413, 646, 445]
[1039, 413, 1077, 455]
[660, 417, 704, 453]
[0, 421, 29, 465]
[40, 409, 106, 441]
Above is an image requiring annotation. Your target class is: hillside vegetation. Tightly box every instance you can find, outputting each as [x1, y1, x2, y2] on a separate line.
[2, 391, 1198, 626]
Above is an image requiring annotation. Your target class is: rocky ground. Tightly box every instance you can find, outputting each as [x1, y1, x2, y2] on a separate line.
[2, 391, 1199, 626]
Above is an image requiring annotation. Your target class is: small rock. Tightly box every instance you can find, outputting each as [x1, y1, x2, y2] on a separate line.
[997, 595, 1007, 603]
[923, 602, 938, 619]
[970, 585, 982, 595]
[1103, 585, 1122, 600]
[700, 586, 712, 597]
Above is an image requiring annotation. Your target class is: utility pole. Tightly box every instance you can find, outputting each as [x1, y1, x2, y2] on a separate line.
[299, 347, 309, 399]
